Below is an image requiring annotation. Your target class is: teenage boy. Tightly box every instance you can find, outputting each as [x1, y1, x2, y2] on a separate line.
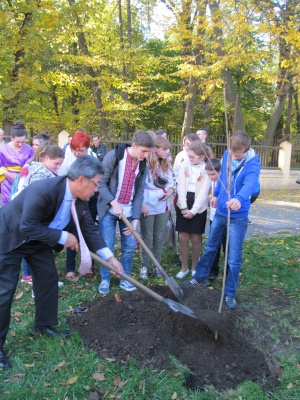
[97, 130, 154, 294]
[185, 131, 261, 309]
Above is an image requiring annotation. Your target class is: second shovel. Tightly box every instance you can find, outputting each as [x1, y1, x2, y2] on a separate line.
[121, 214, 184, 302]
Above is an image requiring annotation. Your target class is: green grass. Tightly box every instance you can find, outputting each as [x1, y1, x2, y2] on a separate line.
[1, 236, 300, 399]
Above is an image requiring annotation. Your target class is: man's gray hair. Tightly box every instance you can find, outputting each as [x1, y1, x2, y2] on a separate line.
[68, 156, 103, 180]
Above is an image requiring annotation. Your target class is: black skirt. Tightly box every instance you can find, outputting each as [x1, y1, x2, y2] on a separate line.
[175, 192, 207, 234]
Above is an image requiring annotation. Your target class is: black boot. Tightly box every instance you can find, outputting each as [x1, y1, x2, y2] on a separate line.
[0, 348, 10, 369]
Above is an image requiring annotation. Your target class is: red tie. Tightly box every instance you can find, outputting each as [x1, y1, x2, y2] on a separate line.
[71, 199, 93, 275]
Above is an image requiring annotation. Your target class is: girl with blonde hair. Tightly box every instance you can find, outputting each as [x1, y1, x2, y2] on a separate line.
[140, 136, 175, 279]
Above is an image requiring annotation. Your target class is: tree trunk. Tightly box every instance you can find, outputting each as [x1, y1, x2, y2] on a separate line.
[293, 89, 300, 133]
[182, 75, 199, 137]
[181, 0, 205, 139]
[221, 69, 245, 132]
[208, 0, 245, 132]
[118, 0, 131, 138]
[3, 10, 33, 131]
[264, 73, 293, 142]
[284, 86, 293, 140]
[68, 0, 109, 137]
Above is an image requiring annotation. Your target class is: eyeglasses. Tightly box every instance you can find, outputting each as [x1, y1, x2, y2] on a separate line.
[73, 148, 87, 155]
[188, 155, 201, 161]
[87, 178, 100, 189]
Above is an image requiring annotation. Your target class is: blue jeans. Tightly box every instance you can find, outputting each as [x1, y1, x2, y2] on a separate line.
[99, 213, 136, 281]
[194, 213, 248, 297]
[22, 258, 31, 277]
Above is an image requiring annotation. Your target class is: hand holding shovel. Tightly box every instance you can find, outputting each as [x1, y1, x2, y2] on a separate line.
[121, 215, 184, 302]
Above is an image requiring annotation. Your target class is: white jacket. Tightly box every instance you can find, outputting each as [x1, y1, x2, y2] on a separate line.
[177, 159, 211, 215]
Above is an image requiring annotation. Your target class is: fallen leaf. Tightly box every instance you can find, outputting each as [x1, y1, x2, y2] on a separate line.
[54, 360, 66, 371]
[114, 376, 121, 386]
[287, 382, 293, 390]
[172, 392, 177, 399]
[92, 372, 106, 381]
[113, 376, 127, 388]
[114, 294, 122, 303]
[105, 358, 116, 362]
[7, 373, 25, 382]
[43, 382, 51, 387]
[12, 312, 23, 317]
[67, 376, 78, 385]
[15, 292, 23, 300]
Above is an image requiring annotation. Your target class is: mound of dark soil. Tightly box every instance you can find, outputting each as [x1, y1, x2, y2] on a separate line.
[68, 285, 281, 391]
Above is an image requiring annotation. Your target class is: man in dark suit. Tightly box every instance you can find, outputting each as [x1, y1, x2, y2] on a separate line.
[91, 135, 106, 162]
[0, 156, 123, 369]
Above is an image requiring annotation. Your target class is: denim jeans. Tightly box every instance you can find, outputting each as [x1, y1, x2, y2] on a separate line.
[99, 213, 136, 281]
[194, 213, 248, 297]
[22, 258, 31, 276]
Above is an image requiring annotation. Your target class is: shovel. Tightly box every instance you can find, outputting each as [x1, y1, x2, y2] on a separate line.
[121, 214, 184, 302]
[90, 252, 196, 319]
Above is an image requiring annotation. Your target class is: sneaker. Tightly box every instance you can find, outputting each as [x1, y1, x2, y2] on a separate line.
[225, 295, 237, 309]
[154, 267, 162, 278]
[183, 277, 210, 287]
[140, 266, 148, 279]
[191, 270, 196, 277]
[98, 280, 110, 294]
[119, 280, 137, 292]
[21, 275, 32, 285]
[176, 269, 190, 279]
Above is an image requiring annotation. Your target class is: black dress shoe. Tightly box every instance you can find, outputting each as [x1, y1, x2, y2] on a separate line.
[33, 326, 71, 337]
[0, 348, 10, 369]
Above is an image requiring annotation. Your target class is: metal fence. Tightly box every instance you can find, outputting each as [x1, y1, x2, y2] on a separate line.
[103, 137, 284, 169]
[291, 140, 300, 170]
[10, 134, 298, 170]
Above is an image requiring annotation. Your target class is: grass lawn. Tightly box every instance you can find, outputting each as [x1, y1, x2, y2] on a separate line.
[1, 235, 299, 399]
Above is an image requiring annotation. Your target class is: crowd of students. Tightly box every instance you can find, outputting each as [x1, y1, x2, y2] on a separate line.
[0, 121, 260, 369]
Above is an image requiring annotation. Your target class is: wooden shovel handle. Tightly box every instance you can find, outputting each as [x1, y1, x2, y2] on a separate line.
[121, 215, 167, 278]
[90, 251, 164, 303]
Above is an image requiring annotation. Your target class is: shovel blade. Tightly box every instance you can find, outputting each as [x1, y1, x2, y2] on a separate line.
[166, 277, 184, 302]
[163, 298, 197, 319]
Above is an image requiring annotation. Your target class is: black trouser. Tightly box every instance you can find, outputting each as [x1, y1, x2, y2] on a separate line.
[0, 241, 58, 347]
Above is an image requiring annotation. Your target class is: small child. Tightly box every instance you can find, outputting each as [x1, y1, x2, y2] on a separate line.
[205, 158, 226, 279]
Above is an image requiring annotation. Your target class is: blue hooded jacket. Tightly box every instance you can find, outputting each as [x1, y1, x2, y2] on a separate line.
[213, 148, 261, 218]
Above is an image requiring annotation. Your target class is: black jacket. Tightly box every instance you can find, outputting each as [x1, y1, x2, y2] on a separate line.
[0, 176, 106, 255]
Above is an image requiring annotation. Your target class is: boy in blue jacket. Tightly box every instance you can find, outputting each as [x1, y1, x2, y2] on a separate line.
[185, 131, 261, 309]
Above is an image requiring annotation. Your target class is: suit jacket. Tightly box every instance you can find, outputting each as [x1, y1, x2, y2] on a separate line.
[0, 176, 106, 255]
